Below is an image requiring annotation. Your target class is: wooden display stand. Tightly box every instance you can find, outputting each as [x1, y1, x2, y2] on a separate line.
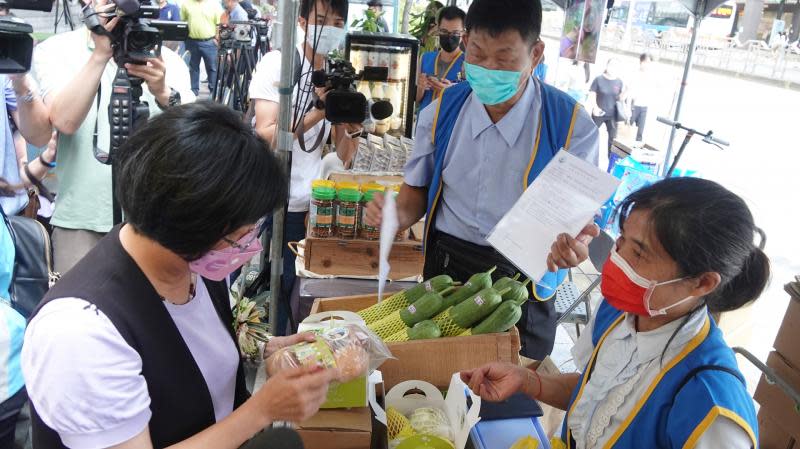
[302, 237, 423, 280]
[310, 294, 522, 390]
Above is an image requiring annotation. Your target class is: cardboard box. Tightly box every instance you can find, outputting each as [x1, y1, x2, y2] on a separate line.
[758, 412, 796, 449]
[310, 294, 522, 390]
[303, 237, 424, 280]
[371, 374, 481, 449]
[774, 294, 800, 370]
[297, 407, 372, 449]
[754, 351, 800, 441]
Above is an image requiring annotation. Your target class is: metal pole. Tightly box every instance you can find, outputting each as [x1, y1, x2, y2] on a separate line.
[266, 0, 299, 335]
[662, 14, 702, 177]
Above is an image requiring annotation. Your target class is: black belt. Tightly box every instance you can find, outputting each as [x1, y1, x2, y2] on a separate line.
[189, 37, 215, 41]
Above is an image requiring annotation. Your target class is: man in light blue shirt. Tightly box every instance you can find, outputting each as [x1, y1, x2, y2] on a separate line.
[365, 0, 601, 359]
[224, 0, 249, 22]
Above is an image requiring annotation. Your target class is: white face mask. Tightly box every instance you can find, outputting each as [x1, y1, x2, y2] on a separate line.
[306, 24, 345, 55]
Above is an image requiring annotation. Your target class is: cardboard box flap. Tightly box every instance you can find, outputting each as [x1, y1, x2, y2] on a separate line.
[299, 407, 372, 433]
[445, 373, 482, 449]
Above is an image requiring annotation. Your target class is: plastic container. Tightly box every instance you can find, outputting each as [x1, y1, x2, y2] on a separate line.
[335, 181, 360, 192]
[336, 189, 362, 239]
[312, 179, 336, 189]
[360, 188, 385, 240]
[309, 187, 336, 238]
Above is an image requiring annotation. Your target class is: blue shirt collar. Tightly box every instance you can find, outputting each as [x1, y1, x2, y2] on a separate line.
[469, 76, 538, 147]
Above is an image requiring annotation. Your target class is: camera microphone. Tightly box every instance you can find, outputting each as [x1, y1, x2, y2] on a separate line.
[240, 427, 305, 449]
[311, 69, 327, 88]
[369, 99, 393, 121]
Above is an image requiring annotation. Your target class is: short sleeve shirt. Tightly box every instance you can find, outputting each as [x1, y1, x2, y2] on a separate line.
[21, 281, 240, 448]
[249, 46, 331, 212]
[590, 76, 623, 116]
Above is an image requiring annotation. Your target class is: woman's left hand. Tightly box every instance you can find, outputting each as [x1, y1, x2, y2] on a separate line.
[264, 332, 316, 359]
[546, 223, 600, 272]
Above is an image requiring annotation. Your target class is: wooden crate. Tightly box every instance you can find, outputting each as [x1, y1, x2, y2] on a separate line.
[303, 237, 424, 280]
[310, 294, 522, 390]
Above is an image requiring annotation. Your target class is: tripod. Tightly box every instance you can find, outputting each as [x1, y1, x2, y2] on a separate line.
[53, 0, 76, 33]
[213, 37, 258, 112]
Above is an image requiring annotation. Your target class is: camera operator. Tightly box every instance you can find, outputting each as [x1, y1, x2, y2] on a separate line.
[249, 0, 360, 336]
[30, 0, 194, 273]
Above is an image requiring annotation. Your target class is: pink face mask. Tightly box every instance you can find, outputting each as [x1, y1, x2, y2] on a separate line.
[190, 226, 263, 281]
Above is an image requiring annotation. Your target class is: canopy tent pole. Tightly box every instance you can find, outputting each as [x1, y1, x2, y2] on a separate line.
[266, 0, 300, 335]
[662, 10, 703, 176]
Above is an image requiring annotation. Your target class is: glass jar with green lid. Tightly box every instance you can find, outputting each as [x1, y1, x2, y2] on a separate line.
[336, 189, 362, 239]
[360, 188, 384, 240]
[309, 186, 336, 238]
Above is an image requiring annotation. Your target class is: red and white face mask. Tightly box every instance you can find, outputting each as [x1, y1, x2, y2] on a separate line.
[600, 246, 695, 317]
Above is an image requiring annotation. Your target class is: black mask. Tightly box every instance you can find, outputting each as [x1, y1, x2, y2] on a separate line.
[439, 35, 461, 53]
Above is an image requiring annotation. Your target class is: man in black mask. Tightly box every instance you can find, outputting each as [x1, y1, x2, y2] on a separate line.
[415, 5, 466, 113]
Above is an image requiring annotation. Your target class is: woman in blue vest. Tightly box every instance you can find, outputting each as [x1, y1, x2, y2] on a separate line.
[415, 6, 467, 113]
[462, 176, 768, 448]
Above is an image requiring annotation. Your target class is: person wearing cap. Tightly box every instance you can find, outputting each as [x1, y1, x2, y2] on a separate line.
[365, 0, 601, 359]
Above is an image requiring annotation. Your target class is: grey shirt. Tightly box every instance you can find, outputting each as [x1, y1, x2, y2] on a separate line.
[405, 78, 600, 246]
[590, 75, 623, 116]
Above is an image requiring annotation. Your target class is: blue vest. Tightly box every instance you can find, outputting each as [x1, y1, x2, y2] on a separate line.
[418, 50, 465, 112]
[424, 79, 582, 300]
[560, 301, 758, 449]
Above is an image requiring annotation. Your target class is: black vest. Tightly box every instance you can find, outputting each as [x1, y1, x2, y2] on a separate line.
[30, 226, 250, 448]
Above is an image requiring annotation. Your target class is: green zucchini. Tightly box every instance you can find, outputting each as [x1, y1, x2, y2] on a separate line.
[492, 273, 520, 292]
[404, 275, 455, 303]
[441, 266, 497, 308]
[449, 287, 511, 329]
[502, 279, 532, 303]
[471, 300, 524, 335]
[399, 287, 455, 327]
[408, 320, 442, 340]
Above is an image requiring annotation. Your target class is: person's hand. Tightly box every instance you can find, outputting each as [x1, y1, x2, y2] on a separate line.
[42, 131, 58, 163]
[264, 332, 316, 359]
[363, 191, 385, 228]
[592, 107, 605, 117]
[315, 86, 331, 104]
[418, 73, 431, 91]
[460, 362, 532, 402]
[428, 77, 452, 93]
[125, 57, 170, 105]
[86, 0, 120, 62]
[341, 122, 364, 140]
[546, 223, 600, 272]
[256, 364, 339, 422]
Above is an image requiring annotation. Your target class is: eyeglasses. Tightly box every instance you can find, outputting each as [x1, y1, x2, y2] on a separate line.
[223, 217, 266, 250]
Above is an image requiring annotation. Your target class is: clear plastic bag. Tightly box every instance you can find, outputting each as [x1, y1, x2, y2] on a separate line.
[265, 323, 393, 382]
[409, 407, 454, 442]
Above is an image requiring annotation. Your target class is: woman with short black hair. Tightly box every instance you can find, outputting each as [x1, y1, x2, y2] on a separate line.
[463, 177, 768, 449]
[22, 102, 338, 449]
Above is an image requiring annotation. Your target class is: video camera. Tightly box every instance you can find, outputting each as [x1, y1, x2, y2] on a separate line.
[218, 19, 268, 49]
[83, 0, 189, 66]
[311, 58, 393, 124]
[0, 0, 55, 74]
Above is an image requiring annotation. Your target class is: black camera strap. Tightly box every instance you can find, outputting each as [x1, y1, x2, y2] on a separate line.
[292, 48, 327, 154]
[91, 85, 107, 164]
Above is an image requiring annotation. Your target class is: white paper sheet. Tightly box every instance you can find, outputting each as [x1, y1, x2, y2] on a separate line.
[486, 150, 620, 282]
[377, 192, 399, 300]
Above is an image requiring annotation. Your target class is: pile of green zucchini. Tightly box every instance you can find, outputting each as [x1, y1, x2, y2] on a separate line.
[354, 268, 531, 343]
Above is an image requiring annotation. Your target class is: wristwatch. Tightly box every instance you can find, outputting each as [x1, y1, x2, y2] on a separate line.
[156, 88, 181, 110]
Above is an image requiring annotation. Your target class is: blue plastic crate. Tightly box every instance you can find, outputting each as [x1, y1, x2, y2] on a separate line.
[469, 416, 551, 449]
